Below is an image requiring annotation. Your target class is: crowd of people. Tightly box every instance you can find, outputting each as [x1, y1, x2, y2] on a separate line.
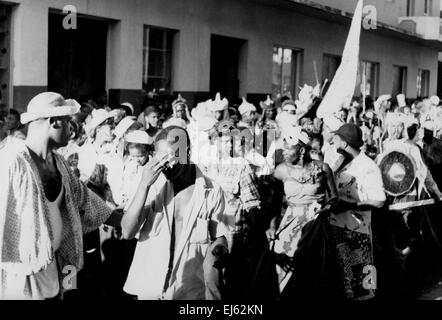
[2, 83, 442, 301]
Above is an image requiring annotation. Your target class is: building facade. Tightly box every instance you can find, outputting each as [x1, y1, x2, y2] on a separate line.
[0, 0, 441, 114]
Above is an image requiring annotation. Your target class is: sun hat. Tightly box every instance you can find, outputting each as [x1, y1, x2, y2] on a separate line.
[21, 92, 80, 125]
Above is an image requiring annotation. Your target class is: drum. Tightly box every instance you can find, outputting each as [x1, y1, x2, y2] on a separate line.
[378, 150, 416, 197]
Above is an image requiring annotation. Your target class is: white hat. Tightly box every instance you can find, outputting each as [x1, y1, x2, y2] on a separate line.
[121, 102, 135, 115]
[281, 100, 297, 113]
[163, 117, 187, 129]
[110, 108, 125, 118]
[86, 109, 113, 135]
[172, 94, 187, 108]
[125, 130, 153, 145]
[397, 94, 407, 108]
[260, 95, 275, 110]
[430, 95, 440, 106]
[238, 98, 256, 115]
[376, 94, 391, 104]
[282, 126, 310, 146]
[114, 116, 137, 140]
[208, 93, 228, 112]
[374, 94, 391, 113]
[21, 92, 80, 125]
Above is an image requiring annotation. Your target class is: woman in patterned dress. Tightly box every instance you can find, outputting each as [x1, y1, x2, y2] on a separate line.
[268, 127, 338, 294]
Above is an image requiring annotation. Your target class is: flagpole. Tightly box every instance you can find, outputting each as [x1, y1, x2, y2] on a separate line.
[362, 62, 367, 115]
[313, 60, 320, 85]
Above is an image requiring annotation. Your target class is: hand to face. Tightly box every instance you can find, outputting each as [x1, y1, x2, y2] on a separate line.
[141, 154, 170, 187]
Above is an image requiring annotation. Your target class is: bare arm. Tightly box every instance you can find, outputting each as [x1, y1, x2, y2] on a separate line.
[121, 156, 168, 240]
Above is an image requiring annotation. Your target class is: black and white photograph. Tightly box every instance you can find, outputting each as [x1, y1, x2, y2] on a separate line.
[2, 0, 442, 310]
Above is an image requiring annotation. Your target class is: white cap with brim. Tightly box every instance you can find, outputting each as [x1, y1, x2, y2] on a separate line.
[114, 116, 137, 140]
[86, 109, 113, 136]
[125, 130, 153, 145]
[21, 92, 81, 125]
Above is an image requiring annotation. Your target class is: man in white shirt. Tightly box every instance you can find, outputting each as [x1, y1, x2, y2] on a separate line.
[122, 126, 229, 300]
[330, 123, 386, 300]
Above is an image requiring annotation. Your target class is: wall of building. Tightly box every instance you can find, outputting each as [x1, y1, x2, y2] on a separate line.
[312, 0, 441, 25]
[3, 0, 440, 112]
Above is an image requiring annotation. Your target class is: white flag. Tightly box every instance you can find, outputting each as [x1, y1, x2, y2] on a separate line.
[317, 0, 363, 119]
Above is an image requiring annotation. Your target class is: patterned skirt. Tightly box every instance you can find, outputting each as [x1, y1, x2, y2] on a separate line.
[274, 202, 321, 289]
[329, 224, 375, 300]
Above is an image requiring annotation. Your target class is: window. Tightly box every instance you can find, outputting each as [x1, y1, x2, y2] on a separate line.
[392, 65, 408, 96]
[143, 26, 175, 94]
[424, 0, 432, 16]
[417, 69, 430, 97]
[272, 47, 302, 99]
[322, 54, 342, 84]
[360, 61, 379, 98]
[406, 0, 415, 16]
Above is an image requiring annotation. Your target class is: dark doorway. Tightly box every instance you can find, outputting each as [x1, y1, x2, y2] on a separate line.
[48, 13, 108, 101]
[438, 61, 442, 98]
[210, 35, 245, 103]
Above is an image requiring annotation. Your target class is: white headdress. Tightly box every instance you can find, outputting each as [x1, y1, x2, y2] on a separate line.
[208, 93, 229, 112]
[238, 97, 256, 115]
[281, 126, 310, 146]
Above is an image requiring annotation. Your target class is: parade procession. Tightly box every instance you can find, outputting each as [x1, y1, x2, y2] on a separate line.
[3, 0, 442, 303]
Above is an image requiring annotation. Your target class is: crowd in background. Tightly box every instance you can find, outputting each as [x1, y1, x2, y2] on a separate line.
[3, 83, 442, 301]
